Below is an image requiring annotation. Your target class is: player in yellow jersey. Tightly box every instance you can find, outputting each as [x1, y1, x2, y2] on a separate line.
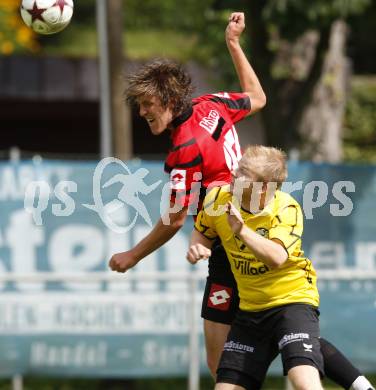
[187, 145, 324, 390]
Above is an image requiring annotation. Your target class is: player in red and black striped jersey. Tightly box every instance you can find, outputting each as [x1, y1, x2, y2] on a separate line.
[110, 12, 266, 376]
[164, 92, 248, 210]
[109, 12, 374, 390]
[163, 91, 252, 375]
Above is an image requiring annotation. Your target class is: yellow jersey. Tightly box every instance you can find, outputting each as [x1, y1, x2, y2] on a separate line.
[195, 185, 319, 312]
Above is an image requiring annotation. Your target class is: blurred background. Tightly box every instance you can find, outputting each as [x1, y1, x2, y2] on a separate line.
[0, 0, 375, 389]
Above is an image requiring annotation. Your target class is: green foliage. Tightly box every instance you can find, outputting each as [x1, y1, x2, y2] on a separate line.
[193, 0, 375, 149]
[197, 0, 372, 77]
[40, 24, 96, 57]
[37, 0, 97, 52]
[38, 0, 211, 61]
[0, 0, 39, 54]
[123, 0, 215, 32]
[347, 0, 376, 73]
[41, 26, 197, 61]
[125, 30, 198, 61]
[264, 0, 371, 39]
[66, 0, 215, 32]
[68, 0, 96, 24]
[343, 76, 376, 163]
[9, 0, 375, 157]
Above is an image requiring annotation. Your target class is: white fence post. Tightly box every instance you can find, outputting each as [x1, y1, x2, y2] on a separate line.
[188, 270, 200, 390]
[12, 375, 23, 390]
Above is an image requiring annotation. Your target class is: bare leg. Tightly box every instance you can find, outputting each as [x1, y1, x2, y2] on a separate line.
[215, 384, 246, 390]
[288, 365, 324, 390]
[204, 319, 231, 378]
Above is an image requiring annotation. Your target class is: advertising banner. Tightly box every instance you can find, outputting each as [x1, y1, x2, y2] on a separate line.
[0, 159, 375, 377]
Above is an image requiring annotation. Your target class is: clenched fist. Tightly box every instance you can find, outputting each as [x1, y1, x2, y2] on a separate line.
[186, 244, 212, 264]
[109, 251, 138, 273]
[226, 12, 246, 44]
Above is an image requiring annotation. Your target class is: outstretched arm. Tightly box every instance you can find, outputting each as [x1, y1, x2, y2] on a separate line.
[109, 206, 188, 272]
[226, 12, 266, 115]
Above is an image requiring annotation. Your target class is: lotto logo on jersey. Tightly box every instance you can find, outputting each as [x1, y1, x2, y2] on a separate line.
[207, 283, 232, 311]
[170, 169, 186, 190]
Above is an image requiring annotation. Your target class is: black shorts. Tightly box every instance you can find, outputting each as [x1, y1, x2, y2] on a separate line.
[217, 304, 324, 386]
[201, 242, 239, 324]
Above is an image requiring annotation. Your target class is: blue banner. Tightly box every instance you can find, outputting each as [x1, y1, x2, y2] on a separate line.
[0, 159, 375, 377]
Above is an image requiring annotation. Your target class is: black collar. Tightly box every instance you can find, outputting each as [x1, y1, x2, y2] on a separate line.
[240, 205, 255, 215]
[170, 106, 193, 129]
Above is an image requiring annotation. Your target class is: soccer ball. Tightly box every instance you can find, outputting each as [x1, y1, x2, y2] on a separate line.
[20, 0, 74, 35]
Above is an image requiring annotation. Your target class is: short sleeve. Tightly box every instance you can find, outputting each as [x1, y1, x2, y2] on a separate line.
[194, 208, 218, 240]
[268, 204, 303, 256]
[193, 92, 251, 124]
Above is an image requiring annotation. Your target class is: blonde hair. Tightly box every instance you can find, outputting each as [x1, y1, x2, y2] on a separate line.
[238, 145, 287, 188]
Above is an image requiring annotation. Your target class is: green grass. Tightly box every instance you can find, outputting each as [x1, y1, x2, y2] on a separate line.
[125, 30, 198, 61]
[39, 26, 198, 62]
[0, 375, 375, 389]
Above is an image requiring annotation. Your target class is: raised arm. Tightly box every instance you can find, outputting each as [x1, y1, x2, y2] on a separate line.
[109, 206, 188, 273]
[226, 12, 266, 115]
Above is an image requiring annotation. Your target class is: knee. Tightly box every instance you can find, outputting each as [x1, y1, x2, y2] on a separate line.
[288, 376, 323, 390]
[288, 365, 323, 390]
[290, 382, 308, 390]
[290, 383, 323, 390]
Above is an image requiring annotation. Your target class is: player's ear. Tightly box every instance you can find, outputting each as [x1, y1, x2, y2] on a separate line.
[167, 101, 176, 114]
[168, 97, 181, 115]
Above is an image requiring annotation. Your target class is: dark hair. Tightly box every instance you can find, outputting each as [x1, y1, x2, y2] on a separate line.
[125, 59, 194, 116]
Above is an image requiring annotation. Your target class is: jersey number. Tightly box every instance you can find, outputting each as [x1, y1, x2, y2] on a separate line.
[223, 127, 242, 171]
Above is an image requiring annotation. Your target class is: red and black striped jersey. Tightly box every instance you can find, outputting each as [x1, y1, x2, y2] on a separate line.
[164, 92, 251, 211]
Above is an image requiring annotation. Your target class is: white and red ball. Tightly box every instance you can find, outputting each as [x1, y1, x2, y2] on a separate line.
[20, 0, 74, 35]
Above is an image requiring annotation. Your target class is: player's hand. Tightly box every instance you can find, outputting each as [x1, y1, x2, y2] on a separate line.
[226, 12, 245, 43]
[226, 201, 245, 234]
[186, 244, 212, 264]
[109, 251, 138, 273]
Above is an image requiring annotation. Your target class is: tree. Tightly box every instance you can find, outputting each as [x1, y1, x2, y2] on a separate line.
[343, 76, 376, 163]
[107, 0, 132, 160]
[198, 0, 372, 161]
